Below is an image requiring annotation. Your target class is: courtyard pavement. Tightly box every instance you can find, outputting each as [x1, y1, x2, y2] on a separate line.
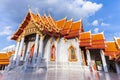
[0, 69, 120, 80]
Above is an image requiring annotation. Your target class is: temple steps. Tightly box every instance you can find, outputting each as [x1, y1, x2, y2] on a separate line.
[47, 61, 90, 71]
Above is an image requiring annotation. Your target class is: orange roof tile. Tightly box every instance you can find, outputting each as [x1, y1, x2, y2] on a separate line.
[105, 42, 120, 61]
[60, 19, 73, 36]
[56, 18, 67, 30]
[79, 31, 91, 47]
[0, 53, 9, 60]
[92, 33, 104, 41]
[87, 33, 105, 49]
[0, 51, 14, 65]
[105, 42, 119, 52]
[65, 20, 83, 38]
[80, 31, 91, 40]
[0, 62, 9, 65]
[69, 21, 81, 32]
[114, 37, 120, 49]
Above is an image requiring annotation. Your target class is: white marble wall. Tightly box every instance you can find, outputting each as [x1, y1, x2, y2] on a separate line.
[43, 37, 82, 63]
[44, 38, 51, 61]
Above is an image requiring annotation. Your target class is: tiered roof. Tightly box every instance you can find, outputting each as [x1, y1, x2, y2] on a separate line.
[79, 31, 91, 47]
[65, 20, 83, 39]
[104, 37, 120, 62]
[0, 51, 14, 65]
[89, 32, 106, 49]
[79, 32, 106, 49]
[105, 42, 119, 56]
[114, 37, 120, 49]
[11, 9, 83, 40]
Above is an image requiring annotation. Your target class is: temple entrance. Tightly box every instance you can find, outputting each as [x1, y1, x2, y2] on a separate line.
[89, 49, 103, 71]
[30, 44, 35, 63]
[105, 56, 116, 72]
[50, 44, 56, 61]
[68, 45, 77, 62]
[81, 47, 87, 66]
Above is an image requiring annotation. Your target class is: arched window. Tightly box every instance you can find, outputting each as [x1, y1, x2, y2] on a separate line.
[50, 44, 56, 61]
[68, 45, 77, 62]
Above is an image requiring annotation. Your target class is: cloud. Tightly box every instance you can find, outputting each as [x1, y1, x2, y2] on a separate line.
[91, 19, 110, 27]
[93, 28, 99, 33]
[114, 32, 120, 37]
[0, 26, 12, 36]
[92, 20, 99, 26]
[7, 35, 12, 41]
[0, 0, 103, 22]
[1, 44, 15, 51]
[101, 22, 110, 27]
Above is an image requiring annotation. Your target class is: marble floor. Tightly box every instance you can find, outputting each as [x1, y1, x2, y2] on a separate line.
[0, 69, 120, 80]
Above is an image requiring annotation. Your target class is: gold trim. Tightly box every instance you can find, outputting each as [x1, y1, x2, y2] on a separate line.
[55, 37, 60, 42]
[68, 45, 77, 62]
[75, 37, 78, 42]
[64, 38, 68, 42]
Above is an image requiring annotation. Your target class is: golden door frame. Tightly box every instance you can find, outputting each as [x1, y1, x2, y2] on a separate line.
[68, 45, 77, 62]
[50, 44, 56, 61]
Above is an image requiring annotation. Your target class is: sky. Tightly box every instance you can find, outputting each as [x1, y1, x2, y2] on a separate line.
[0, 0, 120, 51]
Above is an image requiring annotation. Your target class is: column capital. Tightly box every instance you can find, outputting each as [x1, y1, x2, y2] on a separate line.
[16, 37, 21, 42]
[75, 37, 79, 42]
[55, 37, 60, 42]
[64, 38, 68, 42]
[49, 37, 53, 42]
[40, 34, 46, 40]
[36, 31, 42, 36]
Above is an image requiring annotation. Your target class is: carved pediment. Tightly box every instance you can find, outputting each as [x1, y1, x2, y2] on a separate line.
[24, 20, 42, 36]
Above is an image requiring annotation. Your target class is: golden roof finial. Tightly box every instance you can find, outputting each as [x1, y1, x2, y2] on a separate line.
[71, 18, 73, 21]
[28, 5, 31, 10]
[28, 5, 32, 13]
[36, 8, 39, 14]
[48, 10, 51, 16]
[44, 13, 47, 17]
[79, 19, 82, 22]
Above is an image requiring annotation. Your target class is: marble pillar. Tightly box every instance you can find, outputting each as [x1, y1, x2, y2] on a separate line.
[20, 44, 26, 61]
[36, 36, 43, 65]
[13, 41, 20, 61]
[55, 39, 58, 69]
[100, 50, 108, 72]
[76, 40, 82, 64]
[115, 63, 120, 74]
[24, 42, 30, 62]
[32, 34, 39, 64]
[16, 37, 25, 66]
[86, 49, 91, 66]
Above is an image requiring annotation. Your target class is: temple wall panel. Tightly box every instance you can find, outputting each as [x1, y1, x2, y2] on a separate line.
[44, 37, 51, 61]
[57, 38, 68, 62]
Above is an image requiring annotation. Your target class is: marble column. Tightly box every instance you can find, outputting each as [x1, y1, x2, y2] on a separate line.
[22, 42, 28, 61]
[47, 39, 51, 69]
[13, 41, 20, 61]
[100, 50, 108, 72]
[55, 39, 58, 69]
[36, 36, 43, 65]
[16, 37, 25, 66]
[24, 42, 30, 62]
[32, 34, 39, 64]
[20, 44, 26, 61]
[76, 40, 82, 64]
[86, 49, 91, 66]
[115, 63, 120, 74]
